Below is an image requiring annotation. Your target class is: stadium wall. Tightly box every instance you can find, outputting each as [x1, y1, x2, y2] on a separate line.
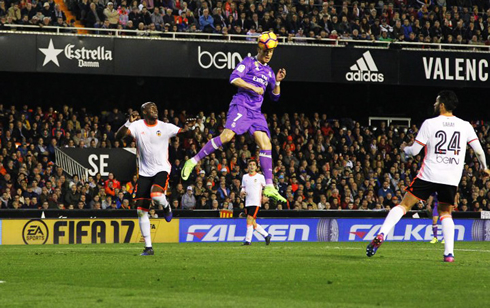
[2, 214, 490, 245]
[2, 33, 490, 87]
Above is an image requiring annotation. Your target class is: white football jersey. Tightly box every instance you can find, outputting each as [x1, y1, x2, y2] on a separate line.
[411, 115, 478, 186]
[128, 119, 181, 177]
[241, 173, 266, 207]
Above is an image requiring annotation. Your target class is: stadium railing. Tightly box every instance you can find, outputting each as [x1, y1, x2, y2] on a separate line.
[2, 25, 490, 52]
[54, 147, 89, 183]
[0, 208, 481, 219]
[368, 117, 411, 128]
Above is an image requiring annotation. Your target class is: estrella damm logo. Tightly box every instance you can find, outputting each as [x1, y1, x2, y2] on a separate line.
[22, 219, 49, 245]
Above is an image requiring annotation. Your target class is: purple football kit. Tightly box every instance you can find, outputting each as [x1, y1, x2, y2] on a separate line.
[225, 56, 280, 138]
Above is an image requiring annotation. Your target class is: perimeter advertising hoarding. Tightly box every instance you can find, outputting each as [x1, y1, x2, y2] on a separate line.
[36, 35, 115, 74]
[330, 48, 398, 84]
[399, 50, 490, 88]
[1, 218, 178, 245]
[179, 218, 482, 243]
[180, 218, 319, 243]
[57, 148, 136, 182]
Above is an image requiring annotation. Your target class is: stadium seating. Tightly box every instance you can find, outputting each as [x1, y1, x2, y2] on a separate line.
[1, 0, 490, 46]
[0, 104, 488, 212]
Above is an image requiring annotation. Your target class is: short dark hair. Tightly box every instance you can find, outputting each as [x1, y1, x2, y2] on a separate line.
[438, 90, 459, 111]
[247, 159, 257, 166]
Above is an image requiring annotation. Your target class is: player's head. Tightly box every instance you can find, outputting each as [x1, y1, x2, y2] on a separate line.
[435, 90, 458, 115]
[247, 159, 258, 173]
[141, 102, 158, 120]
[257, 31, 278, 64]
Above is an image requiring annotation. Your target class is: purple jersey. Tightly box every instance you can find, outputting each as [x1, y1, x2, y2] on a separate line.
[229, 56, 280, 111]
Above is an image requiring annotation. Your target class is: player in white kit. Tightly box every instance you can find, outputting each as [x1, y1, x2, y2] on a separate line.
[240, 160, 272, 246]
[366, 91, 490, 262]
[116, 102, 195, 255]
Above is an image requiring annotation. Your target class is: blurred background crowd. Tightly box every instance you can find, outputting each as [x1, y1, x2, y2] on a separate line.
[2, 0, 490, 45]
[0, 103, 489, 212]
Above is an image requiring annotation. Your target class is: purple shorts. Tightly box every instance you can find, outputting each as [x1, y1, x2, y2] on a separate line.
[225, 103, 270, 138]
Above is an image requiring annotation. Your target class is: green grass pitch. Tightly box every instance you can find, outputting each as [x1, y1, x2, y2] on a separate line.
[1, 242, 490, 308]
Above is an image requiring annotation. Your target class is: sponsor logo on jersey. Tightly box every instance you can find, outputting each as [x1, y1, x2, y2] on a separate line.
[345, 51, 384, 82]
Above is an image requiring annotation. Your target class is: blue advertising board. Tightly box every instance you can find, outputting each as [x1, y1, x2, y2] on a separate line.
[336, 218, 474, 242]
[180, 219, 319, 243]
[179, 218, 483, 243]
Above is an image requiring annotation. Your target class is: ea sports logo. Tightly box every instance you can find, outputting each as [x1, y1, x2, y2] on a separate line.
[22, 219, 49, 245]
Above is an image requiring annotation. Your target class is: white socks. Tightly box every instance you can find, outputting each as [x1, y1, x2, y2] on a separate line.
[255, 224, 269, 237]
[138, 209, 152, 248]
[245, 224, 253, 243]
[379, 205, 406, 236]
[245, 224, 268, 243]
[441, 215, 455, 256]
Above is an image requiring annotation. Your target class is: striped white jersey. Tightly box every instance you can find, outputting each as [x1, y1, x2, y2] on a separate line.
[241, 173, 266, 207]
[406, 115, 479, 186]
[128, 119, 181, 177]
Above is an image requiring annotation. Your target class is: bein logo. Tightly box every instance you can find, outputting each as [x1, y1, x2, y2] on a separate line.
[198, 46, 252, 70]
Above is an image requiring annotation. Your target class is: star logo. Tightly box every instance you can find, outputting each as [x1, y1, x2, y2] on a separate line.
[39, 39, 63, 67]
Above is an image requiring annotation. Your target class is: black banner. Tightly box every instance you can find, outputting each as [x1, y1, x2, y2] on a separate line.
[36, 35, 114, 74]
[399, 50, 490, 88]
[331, 48, 399, 84]
[2, 32, 490, 87]
[59, 148, 136, 182]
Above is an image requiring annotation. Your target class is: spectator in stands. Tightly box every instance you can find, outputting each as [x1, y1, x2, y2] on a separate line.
[182, 186, 196, 210]
[199, 8, 214, 33]
[86, 2, 102, 28]
[103, 2, 119, 28]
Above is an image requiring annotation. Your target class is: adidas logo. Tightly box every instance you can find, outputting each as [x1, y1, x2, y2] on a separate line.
[345, 51, 384, 82]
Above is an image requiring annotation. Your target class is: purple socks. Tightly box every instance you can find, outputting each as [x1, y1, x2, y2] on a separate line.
[432, 224, 438, 238]
[259, 150, 273, 185]
[193, 136, 223, 162]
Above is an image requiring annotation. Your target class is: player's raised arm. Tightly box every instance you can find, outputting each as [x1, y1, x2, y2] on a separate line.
[176, 117, 198, 138]
[401, 121, 429, 156]
[466, 124, 490, 176]
[115, 110, 140, 142]
[269, 68, 286, 101]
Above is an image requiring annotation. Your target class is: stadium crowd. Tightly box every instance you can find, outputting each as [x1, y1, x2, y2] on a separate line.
[0, 104, 489, 212]
[2, 0, 490, 45]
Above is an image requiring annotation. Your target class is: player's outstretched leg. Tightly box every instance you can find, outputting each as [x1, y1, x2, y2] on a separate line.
[243, 223, 253, 246]
[258, 149, 286, 203]
[441, 214, 455, 262]
[366, 233, 384, 257]
[151, 190, 172, 222]
[254, 223, 271, 245]
[182, 136, 223, 180]
[137, 202, 154, 256]
[430, 222, 439, 244]
[366, 205, 406, 257]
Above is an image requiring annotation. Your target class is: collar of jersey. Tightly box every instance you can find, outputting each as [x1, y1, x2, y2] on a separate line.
[144, 120, 158, 127]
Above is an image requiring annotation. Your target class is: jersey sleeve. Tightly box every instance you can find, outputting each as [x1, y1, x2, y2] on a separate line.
[466, 122, 479, 144]
[267, 68, 280, 102]
[163, 123, 182, 138]
[128, 121, 138, 138]
[229, 57, 251, 84]
[260, 175, 266, 187]
[414, 120, 430, 146]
